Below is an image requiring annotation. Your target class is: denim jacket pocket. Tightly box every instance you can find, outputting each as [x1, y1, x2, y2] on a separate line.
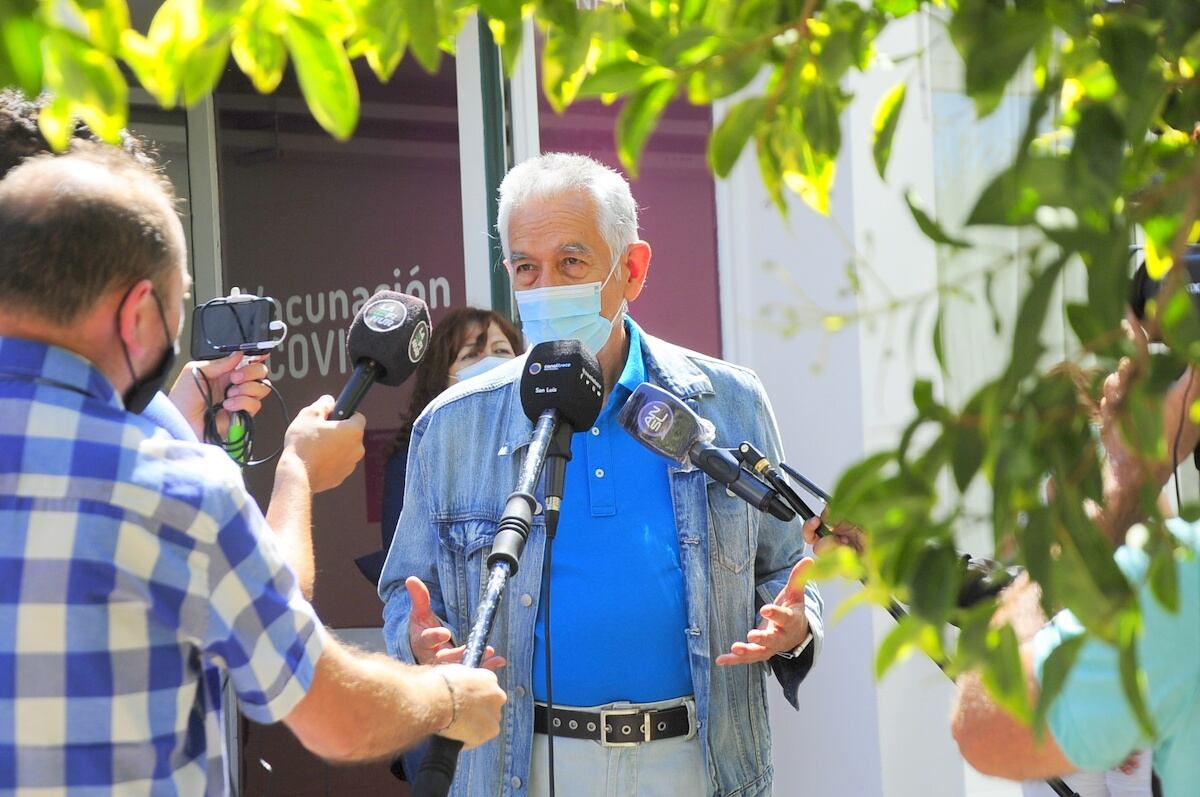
[436, 516, 500, 635]
[705, 476, 755, 574]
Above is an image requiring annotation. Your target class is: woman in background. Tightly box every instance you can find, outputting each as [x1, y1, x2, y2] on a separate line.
[356, 307, 523, 585]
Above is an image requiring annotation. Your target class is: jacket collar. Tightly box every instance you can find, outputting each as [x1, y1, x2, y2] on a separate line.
[499, 318, 714, 455]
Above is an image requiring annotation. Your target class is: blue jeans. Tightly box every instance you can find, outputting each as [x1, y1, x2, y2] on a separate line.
[528, 697, 707, 797]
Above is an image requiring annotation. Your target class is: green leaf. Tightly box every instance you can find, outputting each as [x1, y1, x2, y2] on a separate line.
[685, 34, 765, 104]
[912, 379, 936, 416]
[542, 14, 599, 112]
[1003, 254, 1068, 388]
[1097, 16, 1156, 100]
[755, 129, 786, 214]
[346, 0, 405, 81]
[37, 94, 75, 152]
[910, 543, 961, 625]
[401, 0, 441, 72]
[615, 79, 676, 177]
[872, 81, 906, 180]
[0, 8, 44, 95]
[232, 12, 288, 93]
[949, 4, 1051, 117]
[875, 614, 923, 677]
[709, 96, 766, 178]
[905, 191, 969, 247]
[42, 30, 128, 141]
[182, 35, 230, 107]
[1033, 634, 1085, 730]
[981, 624, 1032, 724]
[952, 423, 985, 492]
[1117, 612, 1156, 737]
[1147, 545, 1180, 615]
[967, 157, 1069, 227]
[578, 59, 674, 98]
[283, 14, 359, 140]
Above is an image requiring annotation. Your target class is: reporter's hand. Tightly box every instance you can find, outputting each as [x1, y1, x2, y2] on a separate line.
[406, 577, 506, 671]
[803, 516, 867, 556]
[282, 395, 365, 493]
[431, 664, 507, 749]
[169, 353, 272, 439]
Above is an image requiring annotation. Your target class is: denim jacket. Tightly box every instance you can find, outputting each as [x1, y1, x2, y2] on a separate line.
[380, 322, 823, 797]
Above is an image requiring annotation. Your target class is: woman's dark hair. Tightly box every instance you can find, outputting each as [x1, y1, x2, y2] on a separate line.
[388, 307, 523, 453]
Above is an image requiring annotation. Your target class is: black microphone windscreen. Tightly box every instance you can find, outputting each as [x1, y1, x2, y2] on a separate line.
[519, 340, 603, 429]
[346, 291, 431, 386]
[616, 383, 712, 464]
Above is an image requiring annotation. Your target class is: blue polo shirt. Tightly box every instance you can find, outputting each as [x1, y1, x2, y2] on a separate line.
[532, 320, 693, 706]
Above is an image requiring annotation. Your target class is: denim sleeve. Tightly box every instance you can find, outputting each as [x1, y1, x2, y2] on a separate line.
[1034, 526, 1200, 771]
[745, 372, 823, 708]
[380, 423, 459, 665]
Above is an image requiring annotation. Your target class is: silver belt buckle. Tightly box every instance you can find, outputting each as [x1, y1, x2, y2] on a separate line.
[599, 707, 648, 747]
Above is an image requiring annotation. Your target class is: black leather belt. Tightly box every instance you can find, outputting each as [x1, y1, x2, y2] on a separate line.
[533, 702, 693, 746]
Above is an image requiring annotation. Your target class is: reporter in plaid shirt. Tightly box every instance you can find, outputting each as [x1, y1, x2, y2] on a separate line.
[0, 145, 507, 793]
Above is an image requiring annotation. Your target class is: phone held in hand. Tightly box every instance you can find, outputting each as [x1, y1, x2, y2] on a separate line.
[190, 289, 286, 360]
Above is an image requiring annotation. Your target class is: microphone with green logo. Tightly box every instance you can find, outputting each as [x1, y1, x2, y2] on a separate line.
[331, 290, 430, 420]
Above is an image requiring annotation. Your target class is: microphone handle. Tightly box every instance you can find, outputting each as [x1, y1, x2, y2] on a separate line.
[413, 738, 464, 797]
[331, 359, 381, 420]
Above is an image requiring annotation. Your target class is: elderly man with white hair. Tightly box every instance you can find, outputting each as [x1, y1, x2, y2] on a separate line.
[381, 152, 822, 797]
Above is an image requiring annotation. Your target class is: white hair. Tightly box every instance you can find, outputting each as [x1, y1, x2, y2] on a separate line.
[497, 152, 639, 267]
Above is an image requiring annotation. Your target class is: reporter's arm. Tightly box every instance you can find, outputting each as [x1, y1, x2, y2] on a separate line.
[265, 449, 315, 598]
[264, 395, 366, 597]
[283, 640, 505, 761]
[951, 575, 1074, 778]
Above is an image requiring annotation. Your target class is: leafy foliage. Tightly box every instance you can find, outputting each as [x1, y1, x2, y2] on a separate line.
[4, 0, 1200, 742]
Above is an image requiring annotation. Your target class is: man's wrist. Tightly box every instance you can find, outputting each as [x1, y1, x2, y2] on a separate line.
[774, 631, 813, 660]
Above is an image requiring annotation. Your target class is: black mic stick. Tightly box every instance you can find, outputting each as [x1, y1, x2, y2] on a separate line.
[331, 358, 380, 420]
[412, 412, 562, 797]
[738, 447, 1077, 797]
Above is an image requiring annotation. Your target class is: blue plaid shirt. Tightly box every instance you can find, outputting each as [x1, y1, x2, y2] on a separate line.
[0, 337, 326, 794]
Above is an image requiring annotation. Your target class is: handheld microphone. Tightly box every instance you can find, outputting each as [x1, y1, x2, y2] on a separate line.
[412, 340, 602, 797]
[616, 383, 795, 522]
[331, 291, 431, 420]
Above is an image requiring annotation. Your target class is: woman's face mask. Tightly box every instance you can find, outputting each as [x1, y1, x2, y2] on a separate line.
[448, 321, 518, 384]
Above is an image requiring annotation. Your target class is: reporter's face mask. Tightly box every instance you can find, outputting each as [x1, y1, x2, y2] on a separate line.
[514, 260, 625, 357]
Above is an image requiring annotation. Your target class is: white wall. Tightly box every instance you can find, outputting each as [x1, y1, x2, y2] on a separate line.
[715, 12, 1024, 797]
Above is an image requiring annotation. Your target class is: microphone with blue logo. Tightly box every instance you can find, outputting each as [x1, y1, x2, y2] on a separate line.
[616, 383, 795, 522]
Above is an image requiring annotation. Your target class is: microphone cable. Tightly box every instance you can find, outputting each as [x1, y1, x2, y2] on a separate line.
[539, 424, 573, 797]
[191, 366, 289, 467]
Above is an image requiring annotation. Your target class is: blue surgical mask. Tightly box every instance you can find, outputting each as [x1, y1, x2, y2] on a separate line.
[514, 263, 625, 356]
[451, 355, 512, 383]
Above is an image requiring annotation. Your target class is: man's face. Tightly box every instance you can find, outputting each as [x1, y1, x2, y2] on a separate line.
[504, 189, 627, 322]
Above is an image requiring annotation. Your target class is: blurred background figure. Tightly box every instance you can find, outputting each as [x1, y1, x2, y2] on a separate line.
[355, 306, 523, 585]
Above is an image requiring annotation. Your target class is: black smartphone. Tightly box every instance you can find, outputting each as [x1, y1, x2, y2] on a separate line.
[190, 296, 278, 360]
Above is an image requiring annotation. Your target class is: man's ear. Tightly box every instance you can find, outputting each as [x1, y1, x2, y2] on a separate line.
[623, 241, 652, 302]
[115, 279, 156, 359]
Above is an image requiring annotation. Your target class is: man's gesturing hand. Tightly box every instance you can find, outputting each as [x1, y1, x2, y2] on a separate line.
[406, 577, 506, 671]
[430, 664, 507, 750]
[716, 558, 813, 666]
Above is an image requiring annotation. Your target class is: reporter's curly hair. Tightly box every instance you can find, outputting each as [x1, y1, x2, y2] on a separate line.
[0, 89, 159, 179]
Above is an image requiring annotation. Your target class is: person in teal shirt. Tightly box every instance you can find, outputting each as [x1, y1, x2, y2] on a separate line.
[948, 326, 1200, 797]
